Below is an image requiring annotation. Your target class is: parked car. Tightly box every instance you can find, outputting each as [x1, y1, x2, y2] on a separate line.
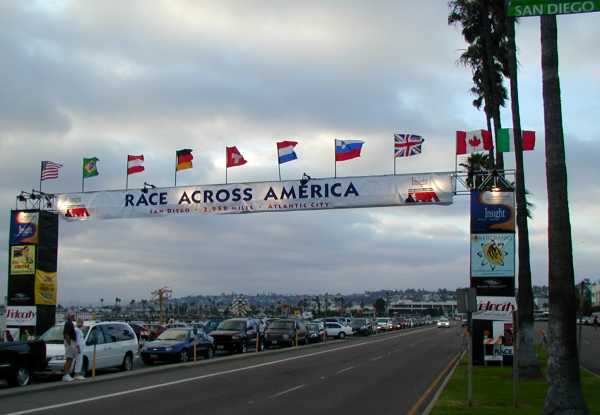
[42, 321, 138, 375]
[141, 327, 214, 364]
[210, 318, 262, 354]
[351, 318, 374, 336]
[375, 318, 393, 332]
[437, 317, 450, 328]
[264, 319, 307, 348]
[203, 319, 222, 334]
[0, 340, 47, 386]
[325, 322, 353, 339]
[129, 323, 150, 342]
[305, 323, 324, 343]
[146, 323, 167, 340]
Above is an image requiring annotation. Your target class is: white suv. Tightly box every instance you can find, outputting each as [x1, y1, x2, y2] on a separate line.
[41, 321, 138, 375]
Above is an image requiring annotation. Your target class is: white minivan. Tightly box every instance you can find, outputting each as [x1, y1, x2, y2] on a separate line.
[41, 321, 138, 375]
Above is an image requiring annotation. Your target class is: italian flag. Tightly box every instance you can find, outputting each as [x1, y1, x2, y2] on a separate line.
[496, 128, 536, 152]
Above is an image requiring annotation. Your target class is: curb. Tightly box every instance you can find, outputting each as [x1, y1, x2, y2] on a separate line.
[1, 329, 421, 399]
[421, 350, 464, 415]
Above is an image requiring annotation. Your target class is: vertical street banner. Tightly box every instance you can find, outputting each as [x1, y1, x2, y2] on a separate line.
[470, 191, 515, 233]
[6, 210, 59, 336]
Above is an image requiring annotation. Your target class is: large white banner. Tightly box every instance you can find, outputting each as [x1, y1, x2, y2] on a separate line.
[5, 306, 37, 326]
[472, 296, 516, 321]
[54, 173, 454, 220]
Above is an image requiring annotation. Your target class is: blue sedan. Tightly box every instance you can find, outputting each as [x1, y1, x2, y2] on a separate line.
[141, 328, 214, 364]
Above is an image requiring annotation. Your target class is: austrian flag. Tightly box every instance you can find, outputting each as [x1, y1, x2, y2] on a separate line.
[456, 130, 493, 155]
[127, 155, 145, 175]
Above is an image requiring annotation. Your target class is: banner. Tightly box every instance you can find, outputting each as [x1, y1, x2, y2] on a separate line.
[10, 211, 39, 244]
[507, 0, 600, 16]
[470, 234, 515, 277]
[473, 296, 517, 321]
[54, 173, 454, 220]
[7, 275, 35, 305]
[470, 277, 515, 297]
[5, 306, 37, 326]
[35, 270, 57, 305]
[10, 245, 36, 275]
[471, 191, 515, 233]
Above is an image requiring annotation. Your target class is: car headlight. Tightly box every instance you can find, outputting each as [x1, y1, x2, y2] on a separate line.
[51, 355, 65, 361]
[165, 347, 172, 351]
[232, 335, 240, 340]
[282, 334, 289, 340]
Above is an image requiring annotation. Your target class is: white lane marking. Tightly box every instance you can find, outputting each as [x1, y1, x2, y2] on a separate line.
[370, 355, 383, 361]
[335, 366, 355, 375]
[5, 327, 435, 415]
[268, 384, 305, 399]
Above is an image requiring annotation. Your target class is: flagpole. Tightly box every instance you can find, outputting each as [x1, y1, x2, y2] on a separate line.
[82, 159, 85, 193]
[174, 152, 177, 187]
[125, 156, 129, 190]
[39, 162, 43, 192]
[334, 141, 337, 178]
[225, 147, 228, 184]
[277, 145, 281, 181]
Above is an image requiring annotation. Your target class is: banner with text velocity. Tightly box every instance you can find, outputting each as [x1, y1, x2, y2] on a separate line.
[54, 173, 454, 220]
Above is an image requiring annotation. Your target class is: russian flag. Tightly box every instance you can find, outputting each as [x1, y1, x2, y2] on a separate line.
[277, 140, 298, 164]
[335, 139, 364, 161]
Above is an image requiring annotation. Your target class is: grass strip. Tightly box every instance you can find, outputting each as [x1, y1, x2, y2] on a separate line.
[431, 353, 600, 414]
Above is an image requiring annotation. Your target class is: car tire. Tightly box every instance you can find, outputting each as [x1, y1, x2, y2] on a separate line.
[338, 332, 346, 339]
[9, 363, 31, 387]
[180, 349, 190, 363]
[121, 353, 134, 371]
[204, 347, 214, 359]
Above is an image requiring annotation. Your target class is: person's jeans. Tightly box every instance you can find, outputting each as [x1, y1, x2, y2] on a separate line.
[74, 351, 84, 374]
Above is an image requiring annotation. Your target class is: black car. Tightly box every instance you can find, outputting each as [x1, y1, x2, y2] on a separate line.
[141, 328, 215, 364]
[264, 319, 307, 348]
[351, 318, 374, 336]
[0, 340, 47, 386]
[210, 318, 262, 354]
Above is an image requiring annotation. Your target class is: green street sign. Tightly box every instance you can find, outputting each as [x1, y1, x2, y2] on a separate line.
[507, 0, 600, 16]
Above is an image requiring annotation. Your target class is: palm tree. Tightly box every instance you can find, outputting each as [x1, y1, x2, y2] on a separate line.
[449, 0, 509, 169]
[540, 15, 588, 414]
[459, 152, 491, 189]
[504, 13, 540, 379]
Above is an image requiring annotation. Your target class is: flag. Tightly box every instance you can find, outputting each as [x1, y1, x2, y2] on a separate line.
[456, 130, 493, 155]
[226, 146, 247, 167]
[127, 155, 145, 175]
[335, 139, 364, 161]
[83, 157, 99, 178]
[176, 149, 193, 171]
[496, 128, 536, 152]
[394, 134, 424, 158]
[40, 161, 63, 181]
[277, 140, 298, 164]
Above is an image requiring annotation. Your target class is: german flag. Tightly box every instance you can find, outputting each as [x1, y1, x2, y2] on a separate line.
[176, 149, 193, 171]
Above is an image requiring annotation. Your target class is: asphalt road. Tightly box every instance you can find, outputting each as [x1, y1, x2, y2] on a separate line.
[0, 326, 462, 415]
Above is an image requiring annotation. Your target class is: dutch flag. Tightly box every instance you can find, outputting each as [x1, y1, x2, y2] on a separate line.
[277, 141, 298, 164]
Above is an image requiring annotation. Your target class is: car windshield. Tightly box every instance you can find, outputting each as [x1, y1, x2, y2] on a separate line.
[268, 321, 294, 329]
[351, 319, 366, 326]
[376, 319, 388, 323]
[157, 329, 190, 341]
[306, 324, 319, 331]
[40, 325, 89, 344]
[217, 320, 246, 331]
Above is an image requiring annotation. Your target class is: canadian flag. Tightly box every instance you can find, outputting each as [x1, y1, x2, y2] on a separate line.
[226, 146, 247, 168]
[456, 130, 493, 155]
[127, 155, 145, 175]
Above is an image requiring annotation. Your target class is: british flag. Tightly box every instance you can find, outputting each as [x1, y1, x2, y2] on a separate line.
[394, 134, 424, 158]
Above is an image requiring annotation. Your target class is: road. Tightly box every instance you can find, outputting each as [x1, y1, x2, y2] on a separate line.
[0, 326, 462, 415]
[576, 324, 600, 376]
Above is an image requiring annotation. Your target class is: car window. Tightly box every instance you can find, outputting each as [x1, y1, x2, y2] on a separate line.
[326, 323, 340, 328]
[87, 326, 106, 345]
[118, 324, 135, 341]
[101, 324, 121, 343]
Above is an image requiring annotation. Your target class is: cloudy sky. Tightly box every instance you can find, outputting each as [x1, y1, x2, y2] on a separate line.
[1, 1, 599, 305]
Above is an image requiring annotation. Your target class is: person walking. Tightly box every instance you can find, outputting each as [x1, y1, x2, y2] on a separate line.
[63, 313, 77, 382]
[73, 318, 86, 380]
[593, 316, 599, 331]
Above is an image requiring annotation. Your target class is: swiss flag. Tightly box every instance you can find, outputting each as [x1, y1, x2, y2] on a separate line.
[456, 130, 493, 155]
[226, 146, 247, 168]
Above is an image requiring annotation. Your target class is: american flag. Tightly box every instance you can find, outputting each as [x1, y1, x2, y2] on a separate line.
[394, 134, 424, 158]
[40, 161, 63, 181]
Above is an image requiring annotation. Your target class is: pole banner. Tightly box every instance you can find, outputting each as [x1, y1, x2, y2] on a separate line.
[54, 172, 454, 220]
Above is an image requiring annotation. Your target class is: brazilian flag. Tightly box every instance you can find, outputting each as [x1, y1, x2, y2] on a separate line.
[83, 157, 99, 178]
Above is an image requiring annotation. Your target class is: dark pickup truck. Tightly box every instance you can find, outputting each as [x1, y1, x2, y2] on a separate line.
[0, 340, 47, 386]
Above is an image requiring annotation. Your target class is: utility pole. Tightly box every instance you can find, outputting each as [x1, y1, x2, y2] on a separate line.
[151, 287, 173, 325]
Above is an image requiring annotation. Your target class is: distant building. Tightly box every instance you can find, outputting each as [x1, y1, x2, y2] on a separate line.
[388, 300, 457, 316]
[591, 282, 600, 307]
